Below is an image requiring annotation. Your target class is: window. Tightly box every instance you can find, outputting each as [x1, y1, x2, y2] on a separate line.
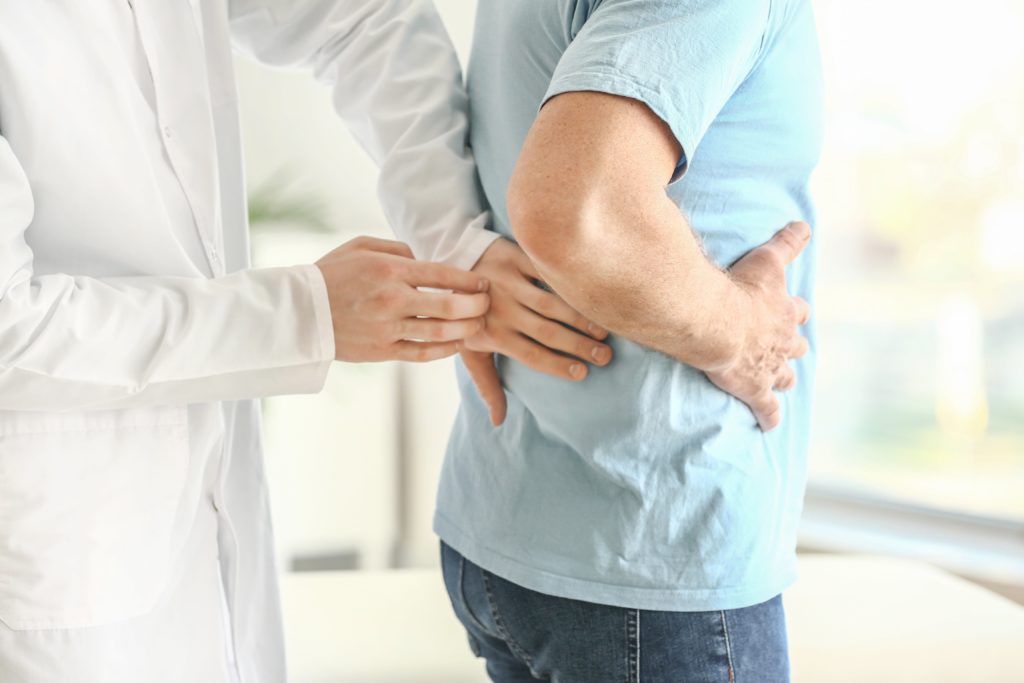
[810, 0, 1024, 521]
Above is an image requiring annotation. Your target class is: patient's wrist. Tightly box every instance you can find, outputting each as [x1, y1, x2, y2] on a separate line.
[667, 275, 748, 372]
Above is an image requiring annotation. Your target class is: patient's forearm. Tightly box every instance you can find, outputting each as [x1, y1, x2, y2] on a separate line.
[513, 187, 747, 372]
[507, 92, 749, 372]
[508, 91, 810, 429]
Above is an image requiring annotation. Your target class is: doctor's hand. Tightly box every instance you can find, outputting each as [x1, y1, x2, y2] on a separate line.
[703, 222, 812, 432]
[459, 238, 612, 426]
[315, 237, 490, 363]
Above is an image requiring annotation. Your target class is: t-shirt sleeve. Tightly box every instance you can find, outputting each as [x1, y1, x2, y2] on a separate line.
[543, 0, 771, 182]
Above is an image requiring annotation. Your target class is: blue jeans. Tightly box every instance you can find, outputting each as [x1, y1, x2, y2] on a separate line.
[441, 542, 790, 683]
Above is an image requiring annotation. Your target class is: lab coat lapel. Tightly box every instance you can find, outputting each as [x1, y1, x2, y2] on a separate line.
[131, 1, 224, 276]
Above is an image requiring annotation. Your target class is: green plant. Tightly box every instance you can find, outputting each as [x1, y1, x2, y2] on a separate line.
[247, 170, 333, 233]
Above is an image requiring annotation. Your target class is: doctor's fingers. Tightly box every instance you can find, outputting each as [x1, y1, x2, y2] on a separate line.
[406, 290, 490, 320]
[402, 260, 490, 294]
[320, 236, 413, 262]
[398, 317, 484, 343]
[342, 236, 415, 259]
[389, 340, 461, 363]
[513, 278, 608, 340]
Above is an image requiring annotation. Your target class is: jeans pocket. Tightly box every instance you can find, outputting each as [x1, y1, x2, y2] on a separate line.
[0, 407, 190, 630]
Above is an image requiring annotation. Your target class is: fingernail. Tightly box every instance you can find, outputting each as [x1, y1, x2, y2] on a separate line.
[569, 363, 585, 379]
[592, 346, 607, 362]
[588, 322, 605, 336]
[478, 278, 488, 292]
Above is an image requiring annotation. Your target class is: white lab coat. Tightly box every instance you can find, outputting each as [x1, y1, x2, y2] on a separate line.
[0, 1, 496, 681]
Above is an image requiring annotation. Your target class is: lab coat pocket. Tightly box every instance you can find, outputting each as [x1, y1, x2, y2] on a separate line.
[0, 407, 190, 630]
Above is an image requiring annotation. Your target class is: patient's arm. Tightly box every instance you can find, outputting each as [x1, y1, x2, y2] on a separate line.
[507, 91, 810, 431]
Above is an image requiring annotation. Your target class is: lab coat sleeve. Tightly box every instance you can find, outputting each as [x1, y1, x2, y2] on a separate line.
[0, 136, 336, 412]
[229, 0, 500, 271]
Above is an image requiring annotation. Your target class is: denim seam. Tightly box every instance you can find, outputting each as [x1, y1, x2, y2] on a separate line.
[720, 610, 736, 683]
[480, 570, 547, 679]
[457, 557, 491, 636]
[623, 611, 628, 683]
[626, 609, 640, 683]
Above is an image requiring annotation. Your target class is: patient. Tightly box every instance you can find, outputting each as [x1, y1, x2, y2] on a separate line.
[437, 1, 822, 680]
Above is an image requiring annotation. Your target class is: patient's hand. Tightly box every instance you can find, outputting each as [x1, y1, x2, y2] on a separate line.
[703, 222, 812, 431]
[459, 238, 612, 425]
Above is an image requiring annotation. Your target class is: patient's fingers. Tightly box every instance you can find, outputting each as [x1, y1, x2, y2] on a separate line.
[750, 390, 782, 432]
[787, 335, 810, 360]
[515, 280, 608, 340]
[759, 221, 812, 267]
[461, 349, 507, 426]
[792, 296, 811, 326]
[499, 332, 589, 381]
[774, 365, 797, 391]
[517, 304, 612, 367]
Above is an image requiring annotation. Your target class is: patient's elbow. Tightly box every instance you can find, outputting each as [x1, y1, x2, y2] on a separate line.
[506, 174, 591, 272]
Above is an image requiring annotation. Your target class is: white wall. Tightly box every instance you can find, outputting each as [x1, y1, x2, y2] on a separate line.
[236, 1, 479, 570]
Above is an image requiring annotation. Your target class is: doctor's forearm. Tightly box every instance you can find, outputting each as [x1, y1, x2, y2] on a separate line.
[346, 0, 502, 270]
[0, 266, 335, 412]
[231, 0, 500, 270]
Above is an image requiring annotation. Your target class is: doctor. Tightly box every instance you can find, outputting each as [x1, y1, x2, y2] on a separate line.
[0, 1, 611, 681]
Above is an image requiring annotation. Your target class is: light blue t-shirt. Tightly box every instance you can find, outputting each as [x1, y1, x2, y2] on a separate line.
[435, 0, 824, 611]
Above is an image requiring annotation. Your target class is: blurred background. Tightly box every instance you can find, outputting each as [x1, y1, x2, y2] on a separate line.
[235, 0, 1024, 610]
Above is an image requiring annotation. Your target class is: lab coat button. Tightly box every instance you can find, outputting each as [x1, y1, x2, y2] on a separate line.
[163, 126, 172, 139]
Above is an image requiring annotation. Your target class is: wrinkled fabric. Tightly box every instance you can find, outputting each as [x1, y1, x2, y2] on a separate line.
[437, 0, 824, 611]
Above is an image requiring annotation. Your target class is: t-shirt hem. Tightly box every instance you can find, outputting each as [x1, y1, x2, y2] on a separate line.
[434, 512, 795, 612]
